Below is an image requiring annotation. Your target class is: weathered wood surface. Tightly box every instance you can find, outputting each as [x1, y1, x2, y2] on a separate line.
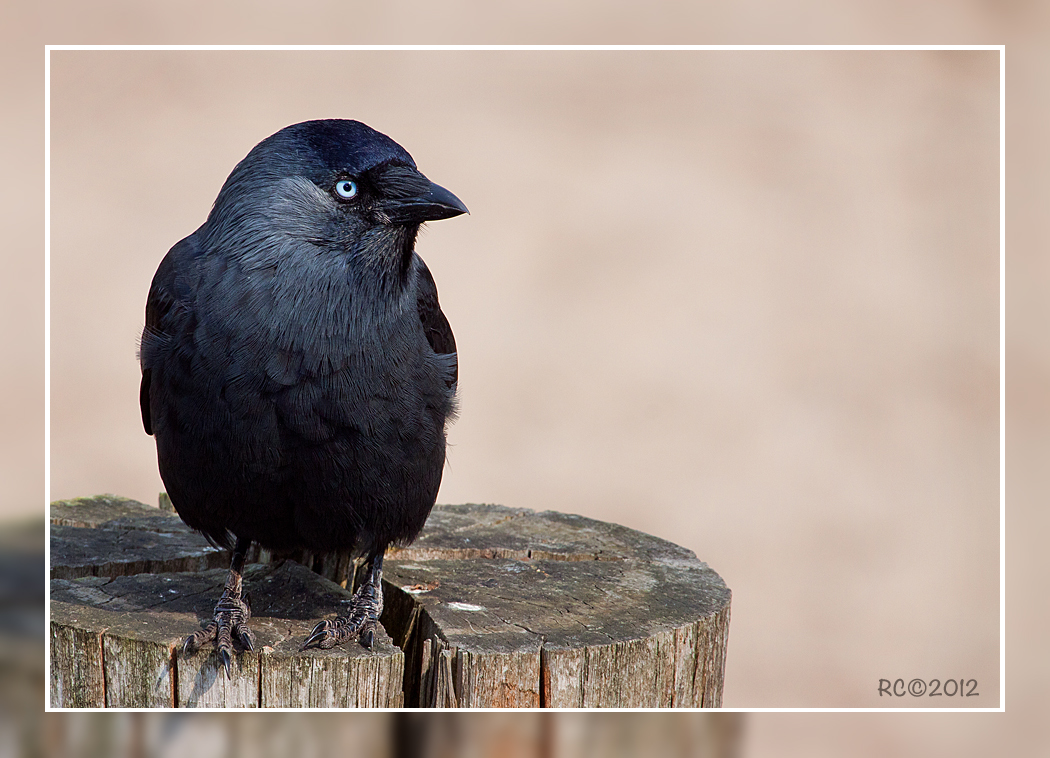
[383, 505, 731, 707]
[50, 495, 354, 586]
[50, 560, 404, 708]
[50, 496, 731, 708]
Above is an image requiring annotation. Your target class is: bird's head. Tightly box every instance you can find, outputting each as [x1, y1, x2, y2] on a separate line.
[201, 120, 467, 271]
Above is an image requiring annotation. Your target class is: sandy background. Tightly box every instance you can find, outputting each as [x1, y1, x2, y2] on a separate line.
[2, 0, 1046, 754]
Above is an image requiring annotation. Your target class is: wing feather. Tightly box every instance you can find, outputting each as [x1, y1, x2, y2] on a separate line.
[414, 256, 457, 388]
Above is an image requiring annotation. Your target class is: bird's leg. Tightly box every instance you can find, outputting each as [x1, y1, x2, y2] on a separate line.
[303, 550, 385, 650]
[183, 535, 256, 678]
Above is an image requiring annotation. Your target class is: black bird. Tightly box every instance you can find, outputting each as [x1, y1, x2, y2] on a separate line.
[139, 120, 466, 674]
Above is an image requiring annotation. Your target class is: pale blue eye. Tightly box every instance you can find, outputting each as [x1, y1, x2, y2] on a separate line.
[335, 179, 358, 199]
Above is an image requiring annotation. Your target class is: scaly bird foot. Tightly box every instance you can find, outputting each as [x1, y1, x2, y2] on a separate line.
[183, 592, 256, 678]
[302, 579, 384, 651]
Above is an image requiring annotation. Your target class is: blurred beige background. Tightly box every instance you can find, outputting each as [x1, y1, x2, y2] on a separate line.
[0, 0, 1044, 753]
[45, 49, 1000, 711]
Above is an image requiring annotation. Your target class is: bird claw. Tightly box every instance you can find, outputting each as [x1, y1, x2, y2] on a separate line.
[300, 614, 379, 651]
[360, 628, 375, 649]
[218, 648, 232, 679]
[183, 592, 254, 678]
[301, 581, 383, 651]
[300, 619, 328, 650]
[183, 621, 217, 656]
[238, 626, 256, 652]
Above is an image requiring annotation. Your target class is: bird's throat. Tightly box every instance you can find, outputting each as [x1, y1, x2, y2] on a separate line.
[354, 223, 419, 293]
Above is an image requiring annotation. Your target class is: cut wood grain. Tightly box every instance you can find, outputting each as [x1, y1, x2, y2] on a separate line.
[50, 562, 403, 708]
[383, 504, 731, 707]
[49, 494, 353, 587]
[49, 497, 730, 708]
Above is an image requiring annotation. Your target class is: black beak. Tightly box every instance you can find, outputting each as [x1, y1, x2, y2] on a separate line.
[382, 180, 469, 225]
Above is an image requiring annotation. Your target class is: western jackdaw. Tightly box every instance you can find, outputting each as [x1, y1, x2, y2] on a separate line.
[139, 119, 466, 675]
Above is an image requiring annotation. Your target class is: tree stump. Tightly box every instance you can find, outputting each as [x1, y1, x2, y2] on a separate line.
[50, 496, 731, 708]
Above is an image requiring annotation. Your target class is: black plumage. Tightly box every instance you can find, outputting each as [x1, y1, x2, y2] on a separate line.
[139, 120, 466, 670]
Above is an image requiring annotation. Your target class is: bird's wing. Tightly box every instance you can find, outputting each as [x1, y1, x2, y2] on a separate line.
[140, 235, 199, 435]
[414, 255, 457, 388]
